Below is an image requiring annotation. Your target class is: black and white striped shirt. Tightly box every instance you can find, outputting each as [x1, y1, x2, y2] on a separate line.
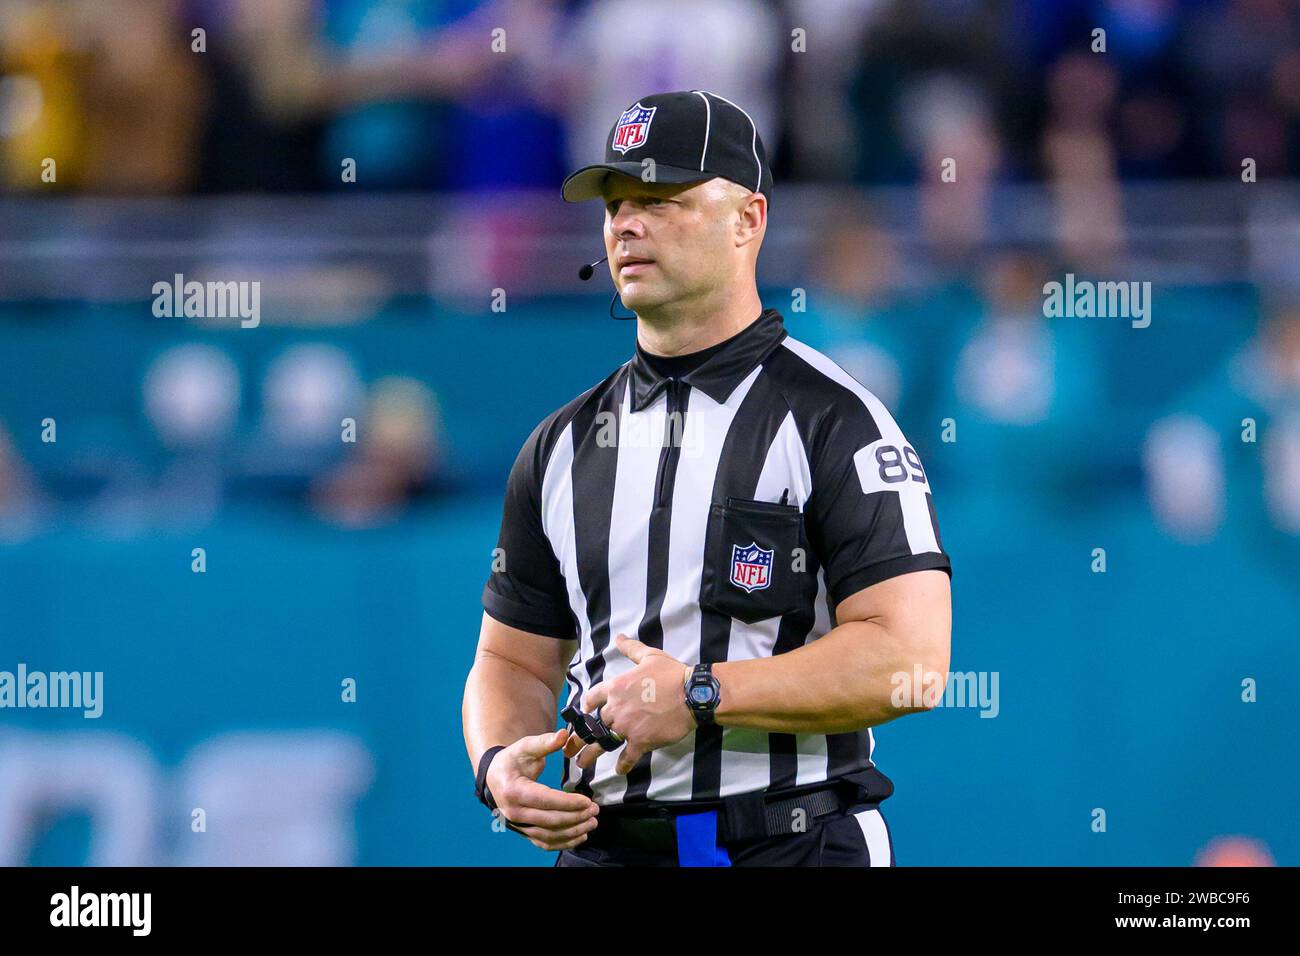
[483, 308, 951, 806]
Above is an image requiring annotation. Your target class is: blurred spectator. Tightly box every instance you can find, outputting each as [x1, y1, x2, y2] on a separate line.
[314, 0, 481, 189]
[1042, 52, 1125, 269]
[198, 342, 365, 508]
[796, 205, 909, 411]
[778, 0, 890, 182]
[309, 375, 444, 527]
[77, 0, 207, 192]
[267, 0, 568, 191]
[141, 343, 243, 525]
[0, 0, 207, 192]
[1144, 304, 1300, 546]
[1179, 0, 1300, 177]
[0, 0, 91, 189]
[846, 0, 1021, 184]
[938, 249, 1109, 517]
[911, 73, 1003, 257]
[261, 343, 366, 450]
[84, 343, 240, 529]
[1143, 413, 1224, 543]
[556, 0, 783, 175]
[0, 423, 44, 541]
[192, 0, 327, 191]
[4, 0, 1299, 194]
[143, 343, 241, 451]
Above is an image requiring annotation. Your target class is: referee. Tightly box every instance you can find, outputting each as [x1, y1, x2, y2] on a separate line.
[463, 90, 952, 867]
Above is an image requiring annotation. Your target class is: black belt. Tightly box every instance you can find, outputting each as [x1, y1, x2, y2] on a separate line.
[585, 774, 880, 852]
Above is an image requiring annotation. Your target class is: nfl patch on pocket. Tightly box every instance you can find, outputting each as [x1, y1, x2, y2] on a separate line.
[730, 542, 773, 593]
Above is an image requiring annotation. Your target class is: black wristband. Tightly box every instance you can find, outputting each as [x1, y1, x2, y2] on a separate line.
[474, 745, 507, 811]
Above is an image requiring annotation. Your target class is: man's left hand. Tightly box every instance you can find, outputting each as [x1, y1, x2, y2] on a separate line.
[564, 634, 695, 775]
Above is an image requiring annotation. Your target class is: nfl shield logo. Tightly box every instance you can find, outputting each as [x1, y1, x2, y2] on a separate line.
[730, 542, 773, 593]
[611, 102, 657, 154]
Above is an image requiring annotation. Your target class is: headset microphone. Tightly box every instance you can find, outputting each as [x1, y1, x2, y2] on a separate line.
[578, 256, 607, 281]
[576, 255, 636, 320]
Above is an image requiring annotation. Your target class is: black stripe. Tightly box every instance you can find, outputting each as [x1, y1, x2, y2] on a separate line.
[817, 580, 868, 779]
[926, 491, 944, 552]
[622, 380, 693, 803]
[569, 373, 627, 796]
[761, 345, 889, 788]
[692, 371, 790, 801]
[826, 730, 869, 778]
[767, 557, 821, 789]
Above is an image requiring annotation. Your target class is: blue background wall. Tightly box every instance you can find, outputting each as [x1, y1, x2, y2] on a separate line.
[1, 291, 1295, 865]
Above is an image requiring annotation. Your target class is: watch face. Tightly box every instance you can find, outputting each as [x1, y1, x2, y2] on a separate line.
[690, 685, 714, 705]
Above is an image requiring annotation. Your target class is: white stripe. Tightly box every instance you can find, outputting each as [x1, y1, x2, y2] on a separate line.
[751, 410, 813, 513]
[724, 411, 809, 664]
[796, 567, 833, 785]
[690, 90, 711, 172]
[700, 90, 762, 193]
[538, 424, 590, 791]
[781, 337, 941, 556]
[854, 808, 892, 866]
[588, 379, 662, 804]
[794, 732, 829, 787]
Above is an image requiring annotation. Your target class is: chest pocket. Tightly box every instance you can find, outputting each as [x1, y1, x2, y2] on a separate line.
[699, 495, 816, 625]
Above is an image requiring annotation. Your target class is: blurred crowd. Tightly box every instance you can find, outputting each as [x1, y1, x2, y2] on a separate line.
[1, 0, 1298, 547]
[1, 0, 1299, 195]
[0, 340, 448, 535]
[0, 263, 1297, 550]
[800, 223, 1300, 555]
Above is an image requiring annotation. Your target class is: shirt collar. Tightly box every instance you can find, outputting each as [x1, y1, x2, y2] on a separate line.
[627, 308, 788, 412]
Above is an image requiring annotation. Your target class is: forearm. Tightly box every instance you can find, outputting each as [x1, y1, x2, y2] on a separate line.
[713, 620, 944, 734]
[462, 649, 559, 767]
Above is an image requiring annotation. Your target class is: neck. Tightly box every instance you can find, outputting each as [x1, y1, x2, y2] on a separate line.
[634, 285, 765, 357]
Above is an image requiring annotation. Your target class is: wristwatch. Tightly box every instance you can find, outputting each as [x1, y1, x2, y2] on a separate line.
[683, 663, 722, 726]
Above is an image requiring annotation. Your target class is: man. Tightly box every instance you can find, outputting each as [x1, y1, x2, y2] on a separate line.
[463, 90, 952, 867]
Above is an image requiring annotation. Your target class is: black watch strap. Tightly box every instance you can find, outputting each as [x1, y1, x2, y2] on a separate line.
[474, 745, 507, 811]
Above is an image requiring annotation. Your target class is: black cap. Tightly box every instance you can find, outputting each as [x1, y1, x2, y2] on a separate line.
[562, 90, 772, 204]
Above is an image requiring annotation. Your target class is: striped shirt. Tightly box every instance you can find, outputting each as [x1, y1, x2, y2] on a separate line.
[482, 307, 951, 806]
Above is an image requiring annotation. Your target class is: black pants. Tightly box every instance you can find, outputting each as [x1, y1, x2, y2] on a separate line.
[555, 800, 895, 867]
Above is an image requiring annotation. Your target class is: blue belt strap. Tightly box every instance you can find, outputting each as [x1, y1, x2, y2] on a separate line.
[675, 810, 732, 867]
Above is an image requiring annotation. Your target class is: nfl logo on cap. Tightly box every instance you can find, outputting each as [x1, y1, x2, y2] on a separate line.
[730, 542, 773, 593]
[611, 102, 656, 154]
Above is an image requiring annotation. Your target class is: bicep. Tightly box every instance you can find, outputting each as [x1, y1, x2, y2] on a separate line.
[834, 569, 951, 671]
[475, 611, 576, 697]
[481, 419, 578, 639]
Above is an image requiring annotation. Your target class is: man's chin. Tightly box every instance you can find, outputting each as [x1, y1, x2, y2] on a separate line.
[618, 282, 671, 314]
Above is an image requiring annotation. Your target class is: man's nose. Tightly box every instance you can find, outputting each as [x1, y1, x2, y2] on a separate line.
[609, 205, 646, 238]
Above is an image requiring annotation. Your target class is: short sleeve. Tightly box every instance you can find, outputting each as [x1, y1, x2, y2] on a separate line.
[481, 419, 578, 639]
[805, 395, 951, 608]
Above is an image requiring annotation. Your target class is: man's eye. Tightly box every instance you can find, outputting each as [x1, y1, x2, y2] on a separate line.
[607, 197, 665, 213]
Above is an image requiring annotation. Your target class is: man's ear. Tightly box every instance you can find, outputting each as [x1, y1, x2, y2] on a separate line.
[736, 192, 766, 247]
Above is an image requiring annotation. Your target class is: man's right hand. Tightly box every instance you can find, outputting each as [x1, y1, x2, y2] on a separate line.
[485, 728, 600, 851]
